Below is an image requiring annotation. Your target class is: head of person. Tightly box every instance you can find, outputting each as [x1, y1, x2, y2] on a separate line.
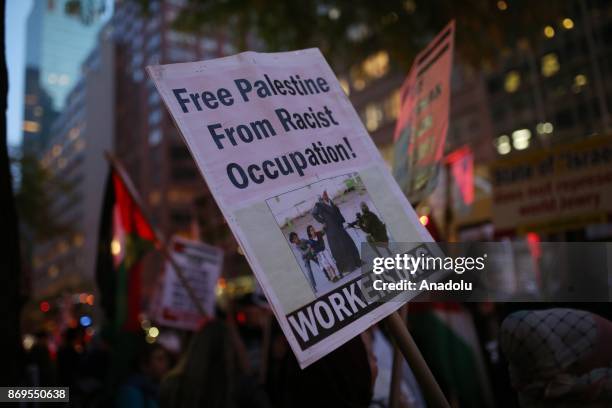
[139, 343, 171, 383]
[289, 232, 299, 244]
[306, 225, 316, 239]
[360, 202, 369, 213]
[161, 320, 238, 408]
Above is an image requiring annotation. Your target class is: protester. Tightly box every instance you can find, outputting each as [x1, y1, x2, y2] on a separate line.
[266, 323, 375, 408]
[117, 343, 171, 408]
[57, 328, 83, 390]
[500, 308, 612, 407]
[26, 330, 56, 386]
[306, 224, 340, 282]
[311, 190, 362, 274]
[160, 319, 270, 408]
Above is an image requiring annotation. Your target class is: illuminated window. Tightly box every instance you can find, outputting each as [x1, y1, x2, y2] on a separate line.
[497, 1, 508, 10]
[23, 120, 40, 133]
[496, 135, 511, 155]
[536, 122, 554, 135]
[168, 189, 193, 204]
[512, 128, 531, 150]
[73, 234, 84, 247]
[384, 90, 401, 120]
[541, 53, 560, 77]
[149, 128, 162, 146]
[364, 104, 384, 132]
[544, 26, 555, 38]
[504, 71, 521, 93]
[338, 78, 350, 96]
[571, 74, 587, 93]
[562, 18, 574, 30]
[362, 51, 389, 79]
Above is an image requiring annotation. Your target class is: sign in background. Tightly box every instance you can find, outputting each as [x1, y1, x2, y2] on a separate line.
[154, 236, 223, 330]
[393, 21, 454, 204]
[492, 135, 612, 235]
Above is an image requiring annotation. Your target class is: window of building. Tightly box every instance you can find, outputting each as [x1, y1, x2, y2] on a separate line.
[511, 128, 531, 150]
[148, 128, 162, 146]
[364, 103, 384, 132]
[495, 135, 511, 155]
[504, 70, 521, 93]
[541, 53, 560, 77]
[148, 109, 162, 126]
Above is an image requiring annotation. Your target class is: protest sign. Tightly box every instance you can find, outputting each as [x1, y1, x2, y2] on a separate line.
[393, 21, 455, 204]
[147, 49, 433, 367]
[154, 236, 223, 330]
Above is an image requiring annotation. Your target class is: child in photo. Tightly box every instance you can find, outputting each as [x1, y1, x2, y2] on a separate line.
[289, 232, 319, 291]
[306, 225, 340, 282]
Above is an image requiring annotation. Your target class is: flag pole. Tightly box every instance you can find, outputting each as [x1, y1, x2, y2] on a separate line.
[385, 311, 450, 408]
[104, 151, 207, 317]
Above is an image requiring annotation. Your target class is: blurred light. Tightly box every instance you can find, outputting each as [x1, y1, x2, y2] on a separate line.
[328, 7, 340, 20]
[544, 26, 555, 38]
[362, 51, 389, 79]
[86, 294, 95, 306]
[148, 326, 160, 338]
[504, 71, 521, 93]
[497, 1, 508, 11]
[496, 135, 512, 155]
[562, 18, 574, 30]
[541, 53, 560, 77]
[574, 74, 587, 87]
[512, 128, 531, 150]
[74, 234, 84, 247]
[23, 121, 40, 133]
[145, 335, 156, 344]
[23, 335, 35, 351]
[111, 239, 121, 255]
[80, 315, 92, 327]
[353, 79, 365, 91]
[338, 78, 350, 96]
[536, 122, 554, 135]
[365, 103, 383, 131]
[236, 311, 247, 324]
[419, 215, 429, 226]
[79, 293, 88, 304]
[40, 301, 50, 313]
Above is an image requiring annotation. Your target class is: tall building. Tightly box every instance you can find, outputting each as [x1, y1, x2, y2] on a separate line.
[111, 0, 243, 298]
[33, 26, 115, 299]
[486, 0, 612, 157]
[23, 0, 109, 153]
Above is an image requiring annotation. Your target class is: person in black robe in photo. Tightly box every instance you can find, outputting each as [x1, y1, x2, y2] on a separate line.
[311, 191, 362, 274]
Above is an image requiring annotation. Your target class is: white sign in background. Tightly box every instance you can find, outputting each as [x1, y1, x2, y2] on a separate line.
[154, 236, 223, 331]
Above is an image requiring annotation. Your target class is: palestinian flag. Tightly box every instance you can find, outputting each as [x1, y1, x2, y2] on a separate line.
[408, 302, 494, 407]
[96, 169, 156, 332]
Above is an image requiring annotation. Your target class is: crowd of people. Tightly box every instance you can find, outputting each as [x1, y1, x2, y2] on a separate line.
[22, 298, 612, 407]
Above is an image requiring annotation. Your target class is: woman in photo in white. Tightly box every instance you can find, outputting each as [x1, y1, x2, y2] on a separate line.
[306, 225, 341, 282]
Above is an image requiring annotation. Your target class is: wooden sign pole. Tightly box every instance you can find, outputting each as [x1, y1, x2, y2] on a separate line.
[385, 311, 450, 408]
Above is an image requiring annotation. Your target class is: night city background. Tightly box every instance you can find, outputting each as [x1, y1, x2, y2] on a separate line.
[2, 0, 612, 407]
